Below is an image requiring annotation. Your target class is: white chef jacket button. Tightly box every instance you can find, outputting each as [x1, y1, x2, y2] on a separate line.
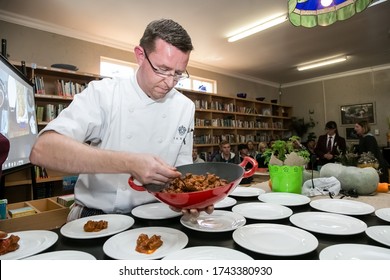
[121, 186, 128, 191]
[129, 108, 134, 113]
[127, 135, 132, 139]
[162, 114, 167, 118]
[158, 138, 163, 143]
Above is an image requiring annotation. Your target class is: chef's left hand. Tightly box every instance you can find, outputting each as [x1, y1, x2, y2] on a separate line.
[170, 205, 214, 222]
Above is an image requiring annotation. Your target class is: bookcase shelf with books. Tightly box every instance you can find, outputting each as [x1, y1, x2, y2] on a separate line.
[4, 62, 105, 202]
[179, 89, 293, 162]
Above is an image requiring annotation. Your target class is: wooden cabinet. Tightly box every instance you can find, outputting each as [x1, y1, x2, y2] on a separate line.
[180, 89, 292, 161]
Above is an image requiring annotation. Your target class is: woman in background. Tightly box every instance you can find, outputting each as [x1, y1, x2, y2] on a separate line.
[355, 120, 389, 183]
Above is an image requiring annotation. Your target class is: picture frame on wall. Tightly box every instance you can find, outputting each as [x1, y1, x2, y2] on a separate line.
[345, 127, 359, 140]
[340, 102, 375, 125]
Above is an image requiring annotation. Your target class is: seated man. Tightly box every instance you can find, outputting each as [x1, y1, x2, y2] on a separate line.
[192, 147, 205, 163]
[212, 140, 238, 163]
[237, 143, 253, 184]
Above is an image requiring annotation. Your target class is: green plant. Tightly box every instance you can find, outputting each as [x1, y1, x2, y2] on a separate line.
[262, 136, 310, 166]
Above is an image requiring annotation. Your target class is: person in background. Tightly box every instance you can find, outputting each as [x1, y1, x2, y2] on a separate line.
[315, 121, 346, 167]
[305, 138, 318, 170]
[192, 147, 205, 163]
[212, 140, 238, 163]
[355, 120, 389, 183]
[30, 19, 212, 221]
[246, 140, 258, 158]
[256, 141, 268, 168]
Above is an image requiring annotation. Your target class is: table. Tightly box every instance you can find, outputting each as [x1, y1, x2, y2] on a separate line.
[46, 185, 390, 260]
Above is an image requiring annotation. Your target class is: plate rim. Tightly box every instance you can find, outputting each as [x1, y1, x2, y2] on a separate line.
[60, 214, 135, 239]
[258, 192, 311, 206]
[180, 209, 246, 232]
[131, 202, 182, 219]
[319, 243, 390, 260]
[232, 202, 293, 220]
[232, 223, 318, 256]
[289, 211, 367, 235]
[103, 226, 188, 260]
[0, 230, 58, 260]
[214, 196, 237, 208]
[375, 208, 390, 222]
[310, 198, 375, 215]
[229, 186, 265, 197]
[22, 250, 96, 260]
[162, 245, 253, 260]
[365, 225, 390, 247]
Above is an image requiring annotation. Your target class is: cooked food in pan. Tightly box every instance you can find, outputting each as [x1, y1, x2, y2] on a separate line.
[162, 173, 228, 193]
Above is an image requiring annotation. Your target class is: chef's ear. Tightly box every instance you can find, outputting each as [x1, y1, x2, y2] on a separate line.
[134, 46, 145, 65]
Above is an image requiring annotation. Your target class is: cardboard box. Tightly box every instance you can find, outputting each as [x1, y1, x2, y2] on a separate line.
[0, 197, 69, 232]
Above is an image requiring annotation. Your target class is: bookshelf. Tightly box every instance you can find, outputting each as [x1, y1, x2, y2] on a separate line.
[179, 89, 292, 161]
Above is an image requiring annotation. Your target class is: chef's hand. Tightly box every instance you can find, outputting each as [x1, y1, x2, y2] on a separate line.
[170, 205, 214, 222]
[130, 154, 181, 185]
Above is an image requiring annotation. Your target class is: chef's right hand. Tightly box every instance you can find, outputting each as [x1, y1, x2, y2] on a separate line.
[129, 154, 181, 186]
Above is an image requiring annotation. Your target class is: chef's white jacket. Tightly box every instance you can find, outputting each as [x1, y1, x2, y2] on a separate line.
[41, 74, 195, 213]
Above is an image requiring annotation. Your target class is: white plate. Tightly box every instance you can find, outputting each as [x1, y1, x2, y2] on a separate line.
[103, 227, 188, 260]
[162, 246, 253, 260]
[60, 214, 135, 239]
[131, 202, 182, 219]
[366, 225, 390, 247]
[375, 208, 390, 222]
[320, 244, 390, 260]
[233, 223, 318, 256]
[232, 202, 293, 220]
[230, 186, 265, 197]
[289, 212, 367, 235]
[0, 230, 58, 260]
[310, 199, 375, 215]
[180, 210, 246, 232]
[258, 192, 311, 206]
[214, 197, 237, 209]
[23, 250, 96, 260]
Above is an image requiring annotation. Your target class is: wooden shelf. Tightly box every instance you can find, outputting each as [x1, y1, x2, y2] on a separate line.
[180, 89, 293, 160]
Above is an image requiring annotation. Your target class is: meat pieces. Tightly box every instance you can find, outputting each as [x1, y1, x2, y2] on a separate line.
[135, 233, 163, 254]
[83, 220, 108, 232]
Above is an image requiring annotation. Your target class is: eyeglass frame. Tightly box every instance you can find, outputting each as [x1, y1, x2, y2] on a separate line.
[143, 49, 190, 81]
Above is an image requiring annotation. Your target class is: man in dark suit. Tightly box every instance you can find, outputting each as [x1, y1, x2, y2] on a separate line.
[314, 121, 346, 167]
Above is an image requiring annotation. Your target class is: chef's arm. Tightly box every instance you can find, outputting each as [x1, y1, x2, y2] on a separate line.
[29, 130, 180, 185]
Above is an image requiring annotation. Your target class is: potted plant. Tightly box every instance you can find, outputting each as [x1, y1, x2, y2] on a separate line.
[262, 136, 310, 194]
[262, 136, 310, 166]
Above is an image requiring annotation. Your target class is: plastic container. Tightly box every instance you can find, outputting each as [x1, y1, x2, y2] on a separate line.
[268, 165, 304, 194]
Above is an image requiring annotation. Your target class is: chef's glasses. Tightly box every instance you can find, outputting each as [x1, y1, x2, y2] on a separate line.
[144, 50, 189, 81]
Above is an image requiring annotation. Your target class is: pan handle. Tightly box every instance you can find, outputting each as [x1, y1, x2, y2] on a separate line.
[128, 176, 146, 191]
[239, 156, 258, 178]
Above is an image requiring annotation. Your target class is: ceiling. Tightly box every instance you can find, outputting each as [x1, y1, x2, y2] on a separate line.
[0, 0, 389, 86]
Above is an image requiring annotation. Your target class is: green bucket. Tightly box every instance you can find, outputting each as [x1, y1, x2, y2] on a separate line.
[268, 165, 304, 194]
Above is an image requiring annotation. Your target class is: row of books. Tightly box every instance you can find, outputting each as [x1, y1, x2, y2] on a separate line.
[194, 133, 274, 145]
[36, 104, 66, 122]
[34, 75, 87, 96]
[195, 118, 283, 129]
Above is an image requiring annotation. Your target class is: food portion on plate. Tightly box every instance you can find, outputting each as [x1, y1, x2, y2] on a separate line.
[83, 220, 108, 232]
[135, 233, 163, 254]
[0, 231, 20, 256]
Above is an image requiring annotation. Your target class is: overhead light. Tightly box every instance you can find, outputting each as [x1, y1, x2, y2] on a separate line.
[297, 56, 348, 71]
[227, 14, 287, 43]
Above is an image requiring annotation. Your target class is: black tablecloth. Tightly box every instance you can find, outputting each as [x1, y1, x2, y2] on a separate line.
[45, 194, 389, 260]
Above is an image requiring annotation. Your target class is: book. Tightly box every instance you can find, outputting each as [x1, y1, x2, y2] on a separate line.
[57, 194, 75, 207]
[8, 206, 36, 218]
